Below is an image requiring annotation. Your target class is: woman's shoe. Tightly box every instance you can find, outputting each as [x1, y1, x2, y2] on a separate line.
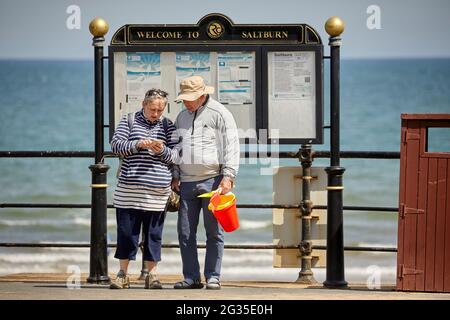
[145, 273, 163, 289]
[109, 270, 130, 289]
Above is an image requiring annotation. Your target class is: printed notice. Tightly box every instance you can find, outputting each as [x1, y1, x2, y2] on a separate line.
[271, 52, 313, 100]
[175, 52, 212, 92]
[126, 52, 161, 109]
[217, 52, 254, 104]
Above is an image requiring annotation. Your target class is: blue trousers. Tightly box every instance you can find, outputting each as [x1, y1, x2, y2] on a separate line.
[114, 208, 165, 262]
[177, 175, 224, 281]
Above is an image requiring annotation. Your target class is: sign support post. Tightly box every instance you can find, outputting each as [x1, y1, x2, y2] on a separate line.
[323, 17, 348, 289]
[87, 18, 110, 284]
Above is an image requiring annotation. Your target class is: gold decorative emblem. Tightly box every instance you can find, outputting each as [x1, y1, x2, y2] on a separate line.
[207, 21, 224, 39]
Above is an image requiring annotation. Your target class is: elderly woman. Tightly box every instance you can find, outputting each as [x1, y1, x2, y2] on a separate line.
[109, 88, 177, 290]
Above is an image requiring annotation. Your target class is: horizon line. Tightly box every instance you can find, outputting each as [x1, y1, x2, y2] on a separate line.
[1, 56, 450, 62]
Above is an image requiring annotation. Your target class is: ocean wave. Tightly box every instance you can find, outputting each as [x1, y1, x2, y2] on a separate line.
[239, 220, 271, 230]
[73, 217, 116, 227]
[354, 242, 397, 248]
[0, 218, 116, 228]
[0, 219, 65, 227]
[0, 252, 89, 263]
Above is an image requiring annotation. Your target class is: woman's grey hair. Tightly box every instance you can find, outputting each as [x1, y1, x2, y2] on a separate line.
[143, 88, 169, 106]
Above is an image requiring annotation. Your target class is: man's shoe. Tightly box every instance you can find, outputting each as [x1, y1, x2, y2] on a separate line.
[145, 273, 163, 289]
[206, 278, 221, 290]
[173, 279, 204, 289]
[109, 270, 130, 289]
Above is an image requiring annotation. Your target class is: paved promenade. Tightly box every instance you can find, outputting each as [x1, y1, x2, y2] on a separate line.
[0, 273, 449, 300]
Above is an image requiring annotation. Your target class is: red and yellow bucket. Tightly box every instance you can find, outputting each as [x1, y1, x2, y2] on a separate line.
[208, 192, 239, 232]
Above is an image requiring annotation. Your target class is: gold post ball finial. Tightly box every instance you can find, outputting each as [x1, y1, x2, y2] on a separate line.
[89, 17, 109, 37]
[325, 17, 345, 37]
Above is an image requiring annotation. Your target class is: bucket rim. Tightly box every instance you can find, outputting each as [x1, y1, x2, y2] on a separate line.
[209, 193, 236, 211]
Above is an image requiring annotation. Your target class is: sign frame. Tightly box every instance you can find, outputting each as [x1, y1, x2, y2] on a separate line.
[108, 13, 324, 144]
[262, 45, 323, 144]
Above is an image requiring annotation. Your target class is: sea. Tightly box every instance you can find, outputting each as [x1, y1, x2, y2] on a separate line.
[0, 58, 449, 285]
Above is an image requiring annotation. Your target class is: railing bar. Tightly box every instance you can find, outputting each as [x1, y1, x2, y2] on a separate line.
[313, 245, 397, 252]
[313, 151, 400, 159]
[0, 150, 400, 159]
[0, 203, 399, 212]
[0, 242, 397, 252]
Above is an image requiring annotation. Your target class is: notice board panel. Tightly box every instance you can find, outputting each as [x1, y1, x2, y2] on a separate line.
[109, 46, 260, 141]
[263, 46, 323, 145]
[108, 13, 324, 144]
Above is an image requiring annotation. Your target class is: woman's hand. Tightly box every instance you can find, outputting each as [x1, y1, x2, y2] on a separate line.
[137, 139, 155, 150]
[171, 178, 180, 192]
[137, 139, 164, 153]
[149, 141, 164, 154]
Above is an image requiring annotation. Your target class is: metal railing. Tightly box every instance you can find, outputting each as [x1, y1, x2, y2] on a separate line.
[0, 149, 399, 255]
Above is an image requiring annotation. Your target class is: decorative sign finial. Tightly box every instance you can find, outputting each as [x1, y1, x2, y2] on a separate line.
[325, 17, 345, 37]
[89, 17, 109, 37]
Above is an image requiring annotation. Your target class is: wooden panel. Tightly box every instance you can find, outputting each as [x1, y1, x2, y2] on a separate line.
[403, 124, 420, 291]
[420, 120, 450, 159]
[445, 159, 450, 292]
[425, 158, 438, 291]
[396, 120, 408, 290]
[401, 114, 450, 121]
[434, 159, 447, 291]
[415, 156, 428, 291]
[398, 115, 450, 292]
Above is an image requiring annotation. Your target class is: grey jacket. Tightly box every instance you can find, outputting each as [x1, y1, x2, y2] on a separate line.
[172, 96, 240, 183]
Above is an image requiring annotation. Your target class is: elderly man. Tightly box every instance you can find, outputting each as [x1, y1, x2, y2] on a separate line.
[171, 76, 240, 290]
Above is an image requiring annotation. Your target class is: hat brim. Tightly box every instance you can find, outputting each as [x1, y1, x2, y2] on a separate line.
[174, 86, 215, 102]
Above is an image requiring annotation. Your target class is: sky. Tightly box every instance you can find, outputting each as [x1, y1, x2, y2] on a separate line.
[1, 0, 450, 59]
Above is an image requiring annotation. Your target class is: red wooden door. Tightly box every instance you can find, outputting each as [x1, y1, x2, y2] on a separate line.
[397, 114, 450, 292]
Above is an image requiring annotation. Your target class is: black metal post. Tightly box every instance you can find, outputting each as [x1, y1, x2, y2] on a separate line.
[324, 22, 348, 288]
[87, 23, 110, 284]
[87, 164, 110, 284]
[296, 145, 317, 284]
[93, 36, 105, 164]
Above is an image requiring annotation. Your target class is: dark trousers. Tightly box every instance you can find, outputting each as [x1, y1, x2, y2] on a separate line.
[114, 208, 165, 262]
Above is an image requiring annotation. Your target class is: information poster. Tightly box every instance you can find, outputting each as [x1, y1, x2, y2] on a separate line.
[271, 52, 313, 100]
[217, 52, 254, 104]
[175, 52, 212, 94]
[126, 52, 162, 110]
[268, 51, 316, 140]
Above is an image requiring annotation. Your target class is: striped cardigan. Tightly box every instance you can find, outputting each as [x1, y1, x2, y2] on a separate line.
[111, 110, 178, 211]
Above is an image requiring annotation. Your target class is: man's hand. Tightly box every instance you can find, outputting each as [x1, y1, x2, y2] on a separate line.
[218, 176, 233, 194]
[171, 178, 180, 193]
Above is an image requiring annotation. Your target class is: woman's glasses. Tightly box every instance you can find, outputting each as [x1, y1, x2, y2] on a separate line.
[145, 89, 168, 98]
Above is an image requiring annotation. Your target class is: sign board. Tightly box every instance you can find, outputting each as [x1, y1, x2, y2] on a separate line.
[273, 166, 327, 268]
[108, 13, 323, 144]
